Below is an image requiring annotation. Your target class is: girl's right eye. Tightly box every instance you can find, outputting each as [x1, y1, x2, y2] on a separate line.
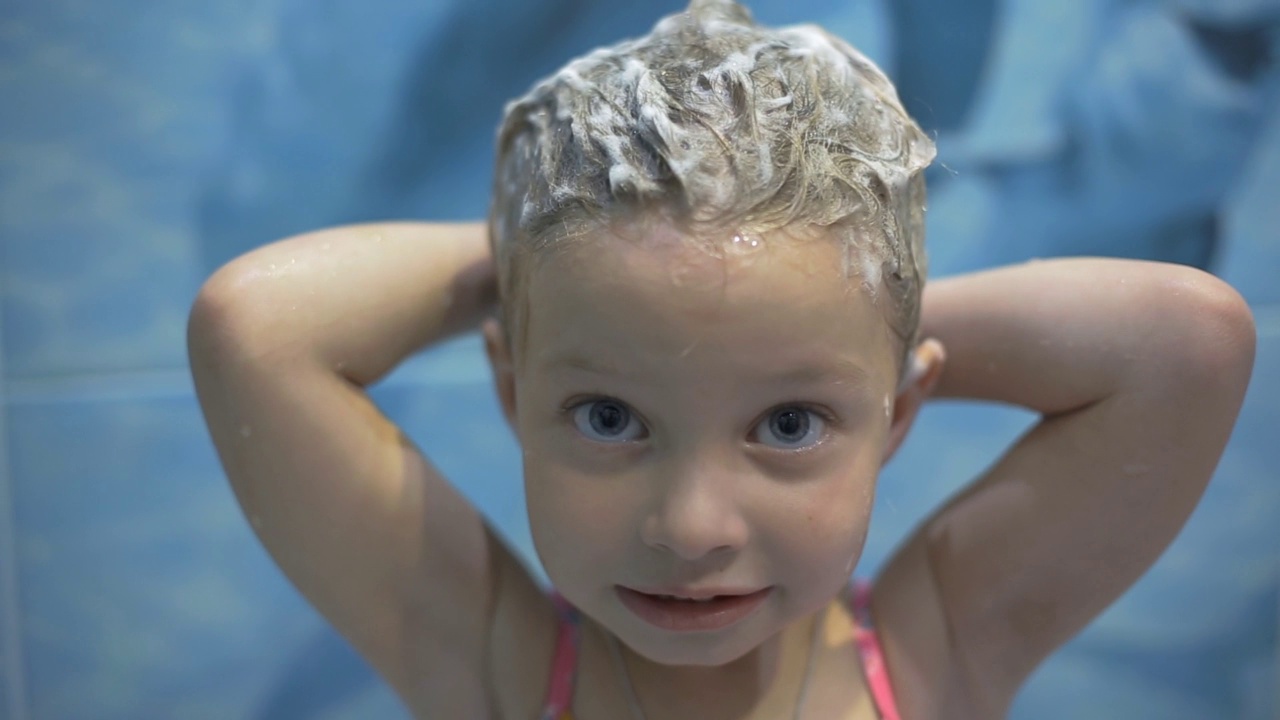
[569, 398, 645, 443]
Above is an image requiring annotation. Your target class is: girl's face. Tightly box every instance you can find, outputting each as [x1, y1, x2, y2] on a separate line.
[490, 225, 903, 667]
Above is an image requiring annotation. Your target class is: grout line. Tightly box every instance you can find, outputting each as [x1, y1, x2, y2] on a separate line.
[0, 283, 31, 720]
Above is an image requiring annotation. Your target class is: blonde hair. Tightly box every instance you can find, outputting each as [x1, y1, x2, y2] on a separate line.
[489, 0, 935, 373]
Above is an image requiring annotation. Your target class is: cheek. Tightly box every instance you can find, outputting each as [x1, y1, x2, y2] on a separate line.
[524, 459, 636, 579]
[774, 471, 875, 577]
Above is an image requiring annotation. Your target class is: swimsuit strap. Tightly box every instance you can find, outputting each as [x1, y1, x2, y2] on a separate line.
[849, 580, 903, 720]
[540, 591, 582, 720]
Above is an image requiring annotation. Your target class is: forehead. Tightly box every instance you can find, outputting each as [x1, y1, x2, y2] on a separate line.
[523, 227, 896, 384]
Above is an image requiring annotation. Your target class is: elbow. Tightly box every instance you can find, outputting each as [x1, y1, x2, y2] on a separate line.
[1187, 272, 1256, 374]
[187, 266, 272, 363]
[1152, 268, 1257, 391]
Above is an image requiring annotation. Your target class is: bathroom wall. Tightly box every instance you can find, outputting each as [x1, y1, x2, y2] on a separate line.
[1, 0, 1276, 717]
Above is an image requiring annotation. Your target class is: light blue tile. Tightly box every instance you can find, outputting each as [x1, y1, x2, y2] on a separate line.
[0, 4, 256, 379]
[952, 0, 1108, 162]
[0, 379, 27, 720]
[7, 392, 404, 720]
[0, 464, 25, 720]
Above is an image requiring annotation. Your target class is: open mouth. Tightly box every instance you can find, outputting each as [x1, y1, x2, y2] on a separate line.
[615, 586, 773, 632]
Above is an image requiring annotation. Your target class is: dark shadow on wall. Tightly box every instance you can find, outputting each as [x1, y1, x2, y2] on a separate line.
[1186, 14, 1275, 83]
[889, 0, 998, 133]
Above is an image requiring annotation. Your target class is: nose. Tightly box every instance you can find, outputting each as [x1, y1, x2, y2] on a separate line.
[640, 456, 750, 562]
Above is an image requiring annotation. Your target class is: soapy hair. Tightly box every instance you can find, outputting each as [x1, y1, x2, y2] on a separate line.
[489, 0, 935, 373]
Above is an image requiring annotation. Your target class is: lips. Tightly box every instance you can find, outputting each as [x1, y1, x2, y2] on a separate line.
[616, 585, 773, 632]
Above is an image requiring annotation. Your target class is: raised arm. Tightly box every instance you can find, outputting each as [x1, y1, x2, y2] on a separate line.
[187, 222, 507, 717]
[877, 258, 1256, 716]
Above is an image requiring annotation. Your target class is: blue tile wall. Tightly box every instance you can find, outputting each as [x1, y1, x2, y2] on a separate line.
[9, 392, 307, 719]
[0, 395, 21, 720]
[2, 0, 1278, 718]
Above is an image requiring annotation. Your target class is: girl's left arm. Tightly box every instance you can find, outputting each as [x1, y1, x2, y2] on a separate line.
[879, 257, 1256, 713]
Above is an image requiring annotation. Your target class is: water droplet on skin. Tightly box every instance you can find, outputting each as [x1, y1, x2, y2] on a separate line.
[1123, 463, 1150, 476]
[240, 425, 252, 438]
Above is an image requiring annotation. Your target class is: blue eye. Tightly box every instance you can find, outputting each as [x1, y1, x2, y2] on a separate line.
[755, 407, 828, 449]
[571, 399, 644, 443]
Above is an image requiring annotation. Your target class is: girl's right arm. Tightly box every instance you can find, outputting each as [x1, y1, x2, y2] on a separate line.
[186, 222, 518, 718]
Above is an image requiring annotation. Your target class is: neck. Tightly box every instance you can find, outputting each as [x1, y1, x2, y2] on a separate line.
[592, 608, 823, 720]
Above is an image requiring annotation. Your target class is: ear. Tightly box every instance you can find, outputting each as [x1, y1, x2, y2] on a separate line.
[882, 338, 946, 466]
[482, 317, 520, 438]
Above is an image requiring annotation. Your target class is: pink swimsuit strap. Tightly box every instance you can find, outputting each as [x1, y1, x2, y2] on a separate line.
[540, 592, 581, 720]
[541, 581, 901, 720]
[848, 580, 903, 720]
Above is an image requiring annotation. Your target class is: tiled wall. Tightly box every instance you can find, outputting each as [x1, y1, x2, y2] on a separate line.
[1, 0, 1277, 718]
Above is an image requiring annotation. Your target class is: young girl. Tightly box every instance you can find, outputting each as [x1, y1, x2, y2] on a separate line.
[186, 1, 1257, 718]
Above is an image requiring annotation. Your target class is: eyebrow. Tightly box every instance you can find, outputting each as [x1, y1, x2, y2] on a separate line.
[546, 354, 872, 386]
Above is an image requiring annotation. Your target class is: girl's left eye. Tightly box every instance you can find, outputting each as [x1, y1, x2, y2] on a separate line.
[754, 407, 830, 450]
